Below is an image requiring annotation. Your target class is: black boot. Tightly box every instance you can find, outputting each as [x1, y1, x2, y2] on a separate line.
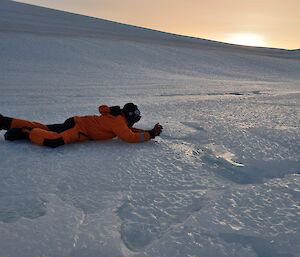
[0, 114, 3, 130]
[4, 128, 29, 141]
[0, 114, 13, 130]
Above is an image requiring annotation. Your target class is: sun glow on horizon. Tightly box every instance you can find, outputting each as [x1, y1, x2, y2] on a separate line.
[14, 0, 300, 49]
[226, 33, 266, 47]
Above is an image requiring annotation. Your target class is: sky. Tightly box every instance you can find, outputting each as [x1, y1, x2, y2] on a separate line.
[16, 0, 300, 49]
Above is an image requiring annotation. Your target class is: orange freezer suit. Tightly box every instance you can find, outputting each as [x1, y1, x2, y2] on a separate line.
[8, 105, 151, 147]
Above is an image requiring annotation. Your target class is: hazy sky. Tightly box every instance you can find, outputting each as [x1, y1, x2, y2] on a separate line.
[16, 0, 300, 49]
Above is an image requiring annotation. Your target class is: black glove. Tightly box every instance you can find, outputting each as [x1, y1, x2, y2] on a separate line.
[148, 123, 163, 139]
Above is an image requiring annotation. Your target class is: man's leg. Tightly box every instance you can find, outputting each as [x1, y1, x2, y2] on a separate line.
[11, 118, 49, 130]
[27, 126, 86, 148]
[1, 115, 50, 141]
[0, 114, 49, 131]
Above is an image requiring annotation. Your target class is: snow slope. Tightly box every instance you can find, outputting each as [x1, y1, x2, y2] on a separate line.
[0, 0, 299, 256]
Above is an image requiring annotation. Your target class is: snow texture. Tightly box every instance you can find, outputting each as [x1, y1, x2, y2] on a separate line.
[0, 0, 299, 256]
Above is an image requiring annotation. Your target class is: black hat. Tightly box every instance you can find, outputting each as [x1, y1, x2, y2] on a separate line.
[122, 103, 141, 127]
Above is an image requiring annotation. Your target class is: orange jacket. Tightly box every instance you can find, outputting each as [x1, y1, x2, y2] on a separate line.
[74, 105, 151, 143]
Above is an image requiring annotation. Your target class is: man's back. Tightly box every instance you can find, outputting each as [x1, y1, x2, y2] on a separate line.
[74, 114, 126, 140]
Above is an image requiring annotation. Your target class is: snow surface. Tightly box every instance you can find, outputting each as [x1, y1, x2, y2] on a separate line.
[0, 0, 300, 256]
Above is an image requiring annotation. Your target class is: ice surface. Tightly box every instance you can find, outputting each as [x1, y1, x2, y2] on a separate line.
[0, 1, 299, 256]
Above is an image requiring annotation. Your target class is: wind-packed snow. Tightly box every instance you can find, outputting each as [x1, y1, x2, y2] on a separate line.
[0, 0, 299, 256]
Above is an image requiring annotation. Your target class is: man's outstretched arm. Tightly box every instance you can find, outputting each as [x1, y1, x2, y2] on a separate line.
[112, 119, 163, 143]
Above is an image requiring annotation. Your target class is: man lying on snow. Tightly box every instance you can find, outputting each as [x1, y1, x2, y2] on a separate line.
[0, 103, 163, 148]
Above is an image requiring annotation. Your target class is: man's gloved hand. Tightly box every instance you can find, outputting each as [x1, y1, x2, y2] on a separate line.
[148, 123, 163, 139]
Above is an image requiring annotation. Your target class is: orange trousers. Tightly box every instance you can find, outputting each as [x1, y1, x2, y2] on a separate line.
[11, 118, 88, 146]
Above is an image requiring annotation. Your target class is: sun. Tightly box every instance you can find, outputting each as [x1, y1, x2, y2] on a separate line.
[226, 33, 266, 47]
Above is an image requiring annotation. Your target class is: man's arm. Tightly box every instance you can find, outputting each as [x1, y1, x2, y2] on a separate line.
[130, 127, 145, 133]
[112, 118, 151, 143]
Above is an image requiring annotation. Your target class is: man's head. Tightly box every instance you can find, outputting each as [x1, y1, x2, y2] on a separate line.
[122, 103, 141, 127]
